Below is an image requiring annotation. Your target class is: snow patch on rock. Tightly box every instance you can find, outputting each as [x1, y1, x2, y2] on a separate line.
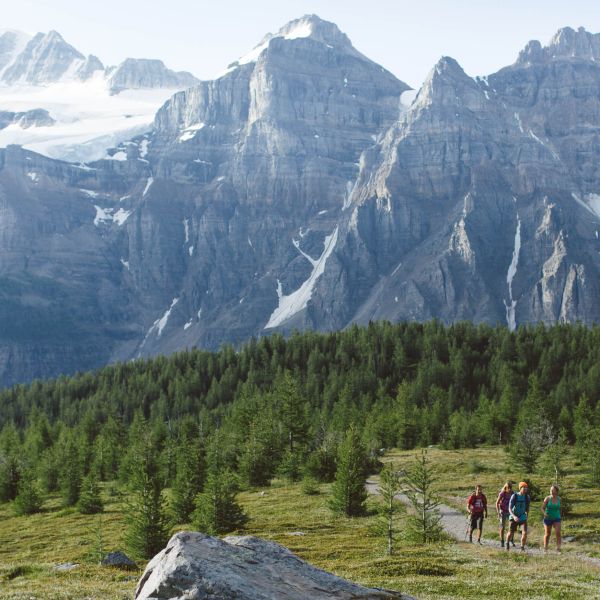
[265, 227, 338, 329]
[504, 213, 521, 332]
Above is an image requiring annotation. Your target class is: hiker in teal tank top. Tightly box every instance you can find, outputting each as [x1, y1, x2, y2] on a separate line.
[506, 481, 530, 551]
[541, 484, 562, 552]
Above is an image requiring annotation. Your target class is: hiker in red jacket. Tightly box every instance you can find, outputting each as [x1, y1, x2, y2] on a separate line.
[467, 484, 488, 544]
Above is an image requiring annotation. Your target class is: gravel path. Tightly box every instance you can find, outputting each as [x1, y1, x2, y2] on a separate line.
[366, 480, 550, 557]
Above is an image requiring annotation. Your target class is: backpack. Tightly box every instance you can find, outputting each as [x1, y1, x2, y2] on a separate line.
[509, 492, 530, 518]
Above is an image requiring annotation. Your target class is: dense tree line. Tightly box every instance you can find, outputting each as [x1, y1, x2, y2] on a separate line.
[2, 321, 599, 444]
[1, 321, 600, 556]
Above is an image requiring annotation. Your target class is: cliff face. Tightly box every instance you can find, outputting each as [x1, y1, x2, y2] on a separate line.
[311, 28, 600, 332]
[2, 20, 600, 386]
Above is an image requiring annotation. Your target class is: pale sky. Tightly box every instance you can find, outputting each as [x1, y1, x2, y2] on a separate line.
[4, 0, 600, 89]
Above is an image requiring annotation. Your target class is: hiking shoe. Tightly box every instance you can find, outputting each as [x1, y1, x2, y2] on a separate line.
[520, 546, 525, 552]
[501, 540, 505, 548]
[477, 540, 483, 545]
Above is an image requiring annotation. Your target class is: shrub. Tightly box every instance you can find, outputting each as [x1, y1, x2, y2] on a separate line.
[301, 475, 319, 496]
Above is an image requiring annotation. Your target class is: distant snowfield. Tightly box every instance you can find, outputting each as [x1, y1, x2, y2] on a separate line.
[0, 74, 178, 162]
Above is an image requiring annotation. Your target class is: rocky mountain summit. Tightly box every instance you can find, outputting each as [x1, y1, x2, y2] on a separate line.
[134, 532, 412, 599]
[1, 17, 600, 386]
[0, 29, 198, 89]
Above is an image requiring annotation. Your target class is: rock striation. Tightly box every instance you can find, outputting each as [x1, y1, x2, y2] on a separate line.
[134, 532, 411, 600]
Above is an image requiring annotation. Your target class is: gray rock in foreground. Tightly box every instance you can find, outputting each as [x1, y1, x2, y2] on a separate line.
[135, 532, 412, 600]
[102, 550, 137, 569]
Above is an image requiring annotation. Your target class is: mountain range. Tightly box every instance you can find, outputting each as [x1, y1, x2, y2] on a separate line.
[1, 16, 600, 387]
[0, 28, 198, 162]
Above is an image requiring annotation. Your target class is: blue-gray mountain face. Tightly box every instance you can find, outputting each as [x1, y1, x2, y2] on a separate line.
[1, 17, 600, 387]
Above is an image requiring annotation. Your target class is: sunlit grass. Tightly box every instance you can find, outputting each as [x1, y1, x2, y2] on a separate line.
[1, 447, 599, 599]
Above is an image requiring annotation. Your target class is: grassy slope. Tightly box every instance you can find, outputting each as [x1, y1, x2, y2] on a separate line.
[0, 447, 599, 599]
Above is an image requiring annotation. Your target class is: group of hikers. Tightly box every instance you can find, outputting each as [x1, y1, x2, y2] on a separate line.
[466, 482, 562, 552]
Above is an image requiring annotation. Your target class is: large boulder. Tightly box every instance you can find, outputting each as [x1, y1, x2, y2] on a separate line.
[135, 532, 413, 600]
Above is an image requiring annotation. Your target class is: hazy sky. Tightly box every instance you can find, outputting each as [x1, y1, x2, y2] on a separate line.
[4, 0, 600, 88]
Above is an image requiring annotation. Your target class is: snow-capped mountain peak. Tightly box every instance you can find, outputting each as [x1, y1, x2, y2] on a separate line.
[2, 29, 86, 84]
[230, 14, 356, 69]
[0, 28, 200, 162]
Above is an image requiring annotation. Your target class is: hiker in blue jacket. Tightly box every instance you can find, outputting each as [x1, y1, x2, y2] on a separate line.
[506, 481, 531, 551]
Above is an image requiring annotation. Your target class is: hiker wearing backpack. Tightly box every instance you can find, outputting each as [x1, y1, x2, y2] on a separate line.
[541, 484, 562, 553]
[496, 481, 513, 548]
[467, 484, 488, 543]
[506, 481, 530, 551]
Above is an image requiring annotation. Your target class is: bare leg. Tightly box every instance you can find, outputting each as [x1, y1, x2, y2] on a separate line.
[500, 522, 505, 545]
[543, 523, 551, 551]
[521, 525, 527, 549]
[555, 522, 561, 552]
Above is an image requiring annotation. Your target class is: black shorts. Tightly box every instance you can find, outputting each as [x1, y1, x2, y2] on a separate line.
[470, 513, 484, 530]
[509, 519, 528, 533]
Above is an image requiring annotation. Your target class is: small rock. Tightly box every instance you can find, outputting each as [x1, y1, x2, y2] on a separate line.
[563, 536, 575, 543]
[102, 551, 137, 570]
[53, 562, 79, 572]
[287, 531, 306, 536]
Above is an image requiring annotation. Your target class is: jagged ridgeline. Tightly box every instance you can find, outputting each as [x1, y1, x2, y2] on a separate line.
[4, 19, 600, 389]
[1, 322, 599, 451]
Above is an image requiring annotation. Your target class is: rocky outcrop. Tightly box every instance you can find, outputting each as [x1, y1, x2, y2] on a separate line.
[0, 109, 55, 129]
[107, 58, 198, 94]
[134, 532, 411, 600]
[102, 551, 137, 569]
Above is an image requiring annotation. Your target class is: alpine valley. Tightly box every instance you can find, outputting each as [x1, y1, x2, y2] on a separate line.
[2, 16, 600, 387]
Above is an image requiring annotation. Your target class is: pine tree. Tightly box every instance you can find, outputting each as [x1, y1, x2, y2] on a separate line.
[59, 433, 82, 506]
[543, 430, 568, 486]
[238, 418, 275, 487]
[277, 448, 303, 482]
[573, 395, 593, 456]
[509, 377, 554, 472]
[275, 372, 309, 453]
[39, 447, 61, 493]
[192, 469, 247, 535]
[329, 425, 368, 517]
[510, 416, 554, 473]
[13, 470, 43, 516]
[0, 423, 22, 502]
[0, 452, 21, 503]
[170, 429, 205, 523]
[304, 439, 337, 483]
[124, 426, 170, 559]
[404, 450, 443, 544]
[585, 427, 600, 485]
[77, 469, 104, 514]
[542, 430, 572, 515]
[376, 463, 403, 555]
